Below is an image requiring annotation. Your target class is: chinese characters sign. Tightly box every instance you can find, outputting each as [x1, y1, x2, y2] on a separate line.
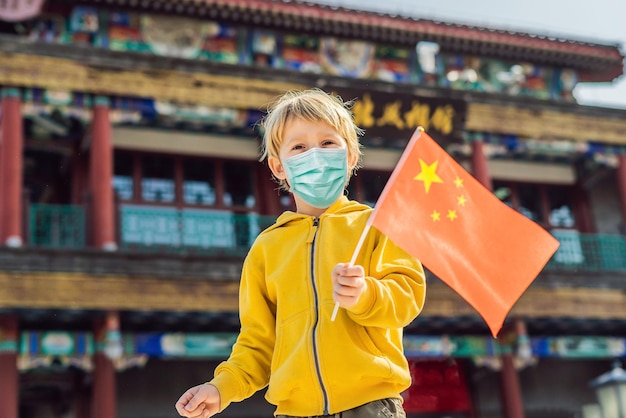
[336, 89, 466, 145]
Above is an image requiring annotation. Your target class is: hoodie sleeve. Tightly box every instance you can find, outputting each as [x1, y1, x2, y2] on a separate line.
[209, 245, 276, 411]
[346, 232, 426, 328]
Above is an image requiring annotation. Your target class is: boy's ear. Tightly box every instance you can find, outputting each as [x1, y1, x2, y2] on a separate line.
[347, 152, 359, 171]
[268, 156, 287, 180]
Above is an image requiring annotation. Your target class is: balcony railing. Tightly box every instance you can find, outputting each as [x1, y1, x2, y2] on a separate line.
[118, 205, 276, 255]
[547, 230, 626, 271]
[29, 204, 85, 249]
[23, 204, 626, 271]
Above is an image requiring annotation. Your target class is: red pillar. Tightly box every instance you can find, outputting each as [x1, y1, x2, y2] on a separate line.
[0, 88, 24, 247]
[256, 165, 282, 215]
[470, 138, 493, 191]
[90, 97, 117, 250]
[500, 350, 525, 418]
[471, 137, 525, 417]
[92, 354, 116, 418]
[573, 184, 594, 233]
[0, 315, 19, 418]
[617, 153, 626, 233]
[92, 314, 118, 418]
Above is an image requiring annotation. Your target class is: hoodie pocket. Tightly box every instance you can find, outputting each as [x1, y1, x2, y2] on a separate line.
[323, 302, 393, 383]
[267, 309, 312, 402]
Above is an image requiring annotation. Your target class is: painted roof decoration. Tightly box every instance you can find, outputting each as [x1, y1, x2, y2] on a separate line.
[76, 0, 624, 81]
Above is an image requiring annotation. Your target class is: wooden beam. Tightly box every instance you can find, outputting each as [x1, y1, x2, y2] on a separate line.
[0, 271, 239, 312]
[422, 283, 626, 319]
[2, 272, 625, 320]
[466, 102, 626, 145]
[0, 52, 307, 109]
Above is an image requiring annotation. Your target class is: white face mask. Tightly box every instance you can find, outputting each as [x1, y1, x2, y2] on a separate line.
[283, 148, 348, 208]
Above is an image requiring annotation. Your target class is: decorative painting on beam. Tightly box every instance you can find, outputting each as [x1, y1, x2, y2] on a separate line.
[319, 37, 375, 78]
[106, 11, 243, 63]
[247, 29, 279, 67]
[281, 33, 322, 73]
[22, 13, 67, 43]
[373, 44, 413, 83]
[454, 131, 624, 168]
[18, 87, 262, 136]
[3, 6, 583, 101]
[26, 331, 616, 360]
[68, 6, 100, 45]
[439, 54, 566, 100]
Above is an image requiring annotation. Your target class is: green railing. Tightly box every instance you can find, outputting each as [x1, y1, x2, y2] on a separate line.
[24, 204, 626, 271]
[29, 204, 85, 249]
[118, 205, 276, 256]
[547, 230, 626, 271]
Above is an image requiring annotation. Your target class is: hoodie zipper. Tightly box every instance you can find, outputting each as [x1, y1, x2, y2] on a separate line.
[310, 217, 330, 414]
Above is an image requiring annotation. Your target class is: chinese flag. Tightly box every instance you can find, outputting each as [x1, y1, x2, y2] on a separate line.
[369, 128, 560, 337]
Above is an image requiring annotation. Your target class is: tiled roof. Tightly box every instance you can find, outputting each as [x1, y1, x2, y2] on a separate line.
[84, 0, 625, 81]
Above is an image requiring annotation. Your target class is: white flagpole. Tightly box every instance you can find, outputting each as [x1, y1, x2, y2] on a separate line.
[330, 219, 372, 321]
[329, 127, 425, 322]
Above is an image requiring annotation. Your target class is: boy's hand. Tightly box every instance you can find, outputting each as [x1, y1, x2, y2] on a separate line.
[332, 262, 366, 309]
[175, 383, 221, 418]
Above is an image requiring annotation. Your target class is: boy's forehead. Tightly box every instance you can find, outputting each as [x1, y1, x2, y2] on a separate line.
[282, 119, 342, 140]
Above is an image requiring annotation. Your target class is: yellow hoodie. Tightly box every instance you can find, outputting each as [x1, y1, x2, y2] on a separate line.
[210, 196, 426, 416]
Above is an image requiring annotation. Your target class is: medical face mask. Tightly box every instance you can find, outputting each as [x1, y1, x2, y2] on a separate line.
[283, 147, 348, 208]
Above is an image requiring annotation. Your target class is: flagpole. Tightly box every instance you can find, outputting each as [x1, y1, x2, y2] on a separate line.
[330, 127, 425, 322]
[330, 219, 372, 321]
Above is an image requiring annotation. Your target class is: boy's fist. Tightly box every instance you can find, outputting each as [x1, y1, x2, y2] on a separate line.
[332, 262, 366, 309]
[175, 383, 221, 418]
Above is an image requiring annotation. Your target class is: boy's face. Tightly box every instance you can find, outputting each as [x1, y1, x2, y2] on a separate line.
[268, 117, 358, 215]
[268, 117, 357, 182]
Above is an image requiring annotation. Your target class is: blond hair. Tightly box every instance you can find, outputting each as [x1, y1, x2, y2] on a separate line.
[259, 89, 363, 189]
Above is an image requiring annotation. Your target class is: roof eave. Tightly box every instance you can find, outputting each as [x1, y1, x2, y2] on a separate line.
[59, 0, 625, 81]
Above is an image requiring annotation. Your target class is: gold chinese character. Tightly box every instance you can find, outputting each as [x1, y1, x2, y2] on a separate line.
[376, 100, 405, 129]
[352, 93, 375, 128]
[404, 101, 431, 131]
[430, 105, 455, 135]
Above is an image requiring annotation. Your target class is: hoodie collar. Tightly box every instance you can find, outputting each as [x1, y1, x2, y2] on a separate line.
[269, 196, 369, 231]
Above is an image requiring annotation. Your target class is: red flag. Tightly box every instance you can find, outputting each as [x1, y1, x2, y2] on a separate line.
[369, 128, 560, 337]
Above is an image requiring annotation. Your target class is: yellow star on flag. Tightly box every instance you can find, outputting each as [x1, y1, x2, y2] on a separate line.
[447, 210, 458, 221]
[431, 210, 441, 221]
[457, 195, 467, 207]
[454, 177, 464, 188]
[414, 159, 443, 193]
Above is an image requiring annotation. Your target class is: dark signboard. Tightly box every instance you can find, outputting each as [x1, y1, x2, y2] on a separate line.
[333, 88, 467, 148]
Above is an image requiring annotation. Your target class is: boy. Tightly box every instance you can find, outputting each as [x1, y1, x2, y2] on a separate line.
[175, 89, 426, 418]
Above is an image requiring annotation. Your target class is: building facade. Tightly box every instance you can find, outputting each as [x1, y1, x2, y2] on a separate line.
[1, 0, 626, 417]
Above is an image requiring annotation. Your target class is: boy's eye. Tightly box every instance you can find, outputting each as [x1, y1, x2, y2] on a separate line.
[292, 144, 305, 151]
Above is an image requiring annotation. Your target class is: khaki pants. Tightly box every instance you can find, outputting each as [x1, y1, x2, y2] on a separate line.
[276, 398, 406, 418]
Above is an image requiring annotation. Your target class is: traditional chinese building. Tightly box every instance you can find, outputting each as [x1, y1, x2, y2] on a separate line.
[1, 1, 625, 418]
